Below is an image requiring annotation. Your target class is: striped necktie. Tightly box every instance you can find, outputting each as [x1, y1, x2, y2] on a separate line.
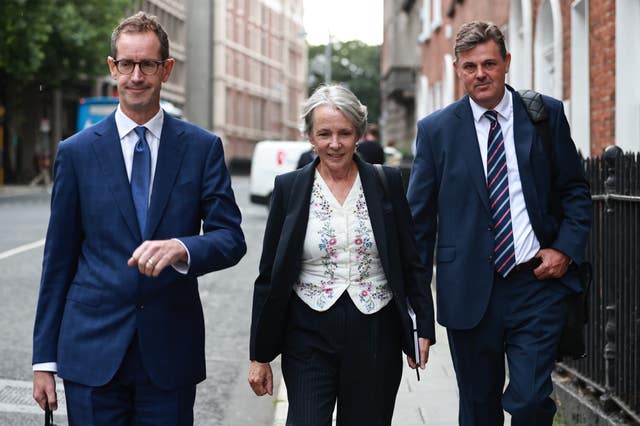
[485, 110, 516, 277]
[131, 126, 151, 235]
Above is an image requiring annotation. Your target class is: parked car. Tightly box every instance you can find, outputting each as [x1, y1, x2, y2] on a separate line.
[249, 140, 311, 206]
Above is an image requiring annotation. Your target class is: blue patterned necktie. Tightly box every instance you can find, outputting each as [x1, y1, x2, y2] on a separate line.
[131, 126, 151, 235]
[485, 110, 516, 277]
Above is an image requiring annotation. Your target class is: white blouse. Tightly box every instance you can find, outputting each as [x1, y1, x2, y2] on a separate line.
[293, 171, 393, 313]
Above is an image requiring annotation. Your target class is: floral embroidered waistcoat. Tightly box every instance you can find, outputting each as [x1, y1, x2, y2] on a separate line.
[293, 172, 393, 313]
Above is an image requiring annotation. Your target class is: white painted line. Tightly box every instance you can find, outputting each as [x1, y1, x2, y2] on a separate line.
[0, 239, 45, 260]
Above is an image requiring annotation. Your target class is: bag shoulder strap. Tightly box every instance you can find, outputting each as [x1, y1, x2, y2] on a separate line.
[517, 89, 552, 160]
[518, 90, 562, 221]
[373, 164, 390, 199]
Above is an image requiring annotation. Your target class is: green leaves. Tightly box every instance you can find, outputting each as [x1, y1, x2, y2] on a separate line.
[0, 0, 55, 78]
[0, 0, 132, 84]
[308, 40, 381, 124]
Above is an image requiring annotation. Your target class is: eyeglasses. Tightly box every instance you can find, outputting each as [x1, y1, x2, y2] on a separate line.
[113, 59, 168, 75]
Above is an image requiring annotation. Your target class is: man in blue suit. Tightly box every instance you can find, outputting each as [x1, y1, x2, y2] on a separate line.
[407, 22, 591, 425]
[32, 12, 246, 424]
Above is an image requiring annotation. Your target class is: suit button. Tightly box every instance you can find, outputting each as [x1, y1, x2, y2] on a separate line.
[488, 255, 493, 263]
[488, 225, 493, 231]
[137, 304, 144, 309]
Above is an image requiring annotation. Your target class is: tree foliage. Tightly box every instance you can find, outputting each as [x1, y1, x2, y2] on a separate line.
[0, 0, 133, 86]
[308, 41, 381, 124]
[0, 0, 134, 181]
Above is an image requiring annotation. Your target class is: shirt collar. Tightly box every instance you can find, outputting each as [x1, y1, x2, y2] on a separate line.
[115, 105, 164, 140]
[469, 88, 512, 123]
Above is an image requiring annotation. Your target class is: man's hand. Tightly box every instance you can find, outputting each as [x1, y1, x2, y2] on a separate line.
[407, 337, 431, 370]
[248, 361, 273, 396]
[33, 371, 57, 411]
[127, 239, 188, 277]
[533, 248, 570, 280]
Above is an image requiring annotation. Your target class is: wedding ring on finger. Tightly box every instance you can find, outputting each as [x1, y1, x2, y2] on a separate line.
[147, 258, 155, 267]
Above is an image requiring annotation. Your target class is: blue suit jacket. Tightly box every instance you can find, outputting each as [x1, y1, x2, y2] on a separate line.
[32, 112, 246, 389]
[250, 156, 435, 362]
[407, 87, 591, 330]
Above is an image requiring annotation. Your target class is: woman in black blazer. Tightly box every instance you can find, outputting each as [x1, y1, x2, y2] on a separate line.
[248, 85, 435, 425]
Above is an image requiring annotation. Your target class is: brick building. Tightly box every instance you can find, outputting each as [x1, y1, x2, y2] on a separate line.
[186, 0, 307, 164]
[382, 0, 640, 156]
[120, 0, 307, 164]
[96, 1, 187, 111]
[142, 0, 187, 109]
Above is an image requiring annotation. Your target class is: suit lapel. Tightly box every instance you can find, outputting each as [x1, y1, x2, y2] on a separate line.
[91, 114, 141, 240]
[145, 114, 186, 239]
[455, 97, 490, 212]
[271, 160, 316, 299]
[284, 159, 316, 246]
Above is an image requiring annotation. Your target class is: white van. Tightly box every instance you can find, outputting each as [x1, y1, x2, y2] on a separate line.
[249, 140, 312, 206]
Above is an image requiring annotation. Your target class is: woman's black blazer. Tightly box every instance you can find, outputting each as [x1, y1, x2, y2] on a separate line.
[250, 155, 435, 362]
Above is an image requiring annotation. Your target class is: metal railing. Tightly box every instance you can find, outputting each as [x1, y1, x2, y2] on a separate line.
[557, 146, 640, 423]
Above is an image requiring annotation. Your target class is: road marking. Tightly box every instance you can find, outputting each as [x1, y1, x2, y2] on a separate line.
[0, 379, 66, 415]
[0, 239, 45, 260]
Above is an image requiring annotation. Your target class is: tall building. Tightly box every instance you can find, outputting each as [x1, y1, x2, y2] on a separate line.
[186, 0, 308, 164]
[141, 0, 187, 109]
[381, 0, 422, 153]
[98, 1, 187, 109]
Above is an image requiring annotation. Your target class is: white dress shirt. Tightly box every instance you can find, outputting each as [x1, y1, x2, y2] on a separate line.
[115, 106, 190, 272]
[293, 172, 393, 313]
[469, 91, 540, 264]
[115, 105, 162, 194]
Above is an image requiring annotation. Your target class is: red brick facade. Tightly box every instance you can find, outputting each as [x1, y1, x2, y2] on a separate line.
[589, 0, 615, 154]
[415, 0, 617, 156]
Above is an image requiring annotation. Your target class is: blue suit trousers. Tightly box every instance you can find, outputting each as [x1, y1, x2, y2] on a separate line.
[63, 336, 196, 426]
[447, 270, 568, 426]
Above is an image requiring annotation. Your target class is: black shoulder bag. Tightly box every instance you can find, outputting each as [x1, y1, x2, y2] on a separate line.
[518, 89, 592, 360]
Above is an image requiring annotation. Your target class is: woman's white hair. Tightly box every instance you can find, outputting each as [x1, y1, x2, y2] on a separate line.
[299, 84, 368, 140]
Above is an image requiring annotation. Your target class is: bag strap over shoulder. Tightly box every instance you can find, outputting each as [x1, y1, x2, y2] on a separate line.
[518, 89, 549, 123]
[518, 89, 561, 224]
[373, 164, 390, 198]
[518, 89, 552, 158]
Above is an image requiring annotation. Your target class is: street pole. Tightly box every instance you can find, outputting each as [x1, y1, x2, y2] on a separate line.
[324, 35, 332, 83]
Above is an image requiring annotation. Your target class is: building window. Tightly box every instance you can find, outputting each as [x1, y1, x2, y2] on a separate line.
[418, 0, 432, 42]
[616, 0, 640, 151]
[534, 0, 562, 99]
[432, 0, 442, 31]
[418, 0, 442, 42]
[570, 0, 590, 155]
[508, 0, 532, 89]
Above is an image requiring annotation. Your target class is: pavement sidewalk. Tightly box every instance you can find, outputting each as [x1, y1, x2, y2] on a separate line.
[272, 318, 460, 426]
[0, 184, 51, 200]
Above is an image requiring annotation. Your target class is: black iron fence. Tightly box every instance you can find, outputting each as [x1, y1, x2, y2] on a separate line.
[557, 146, 640, 423]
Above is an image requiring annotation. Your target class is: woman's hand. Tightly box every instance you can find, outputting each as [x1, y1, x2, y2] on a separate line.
[406, 337, 431, 370]
[248, 360, 273, 396]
